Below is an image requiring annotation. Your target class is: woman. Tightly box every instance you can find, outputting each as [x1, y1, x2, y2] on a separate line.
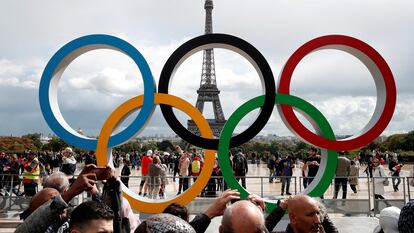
[148, 156, 163, 199]
[121, 161, 131, 188]
[372, 158, 390, 212]
[348, 160, 359, 194]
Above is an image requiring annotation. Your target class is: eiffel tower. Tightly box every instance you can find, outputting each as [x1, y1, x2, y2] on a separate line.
[187, 0, 226, 137]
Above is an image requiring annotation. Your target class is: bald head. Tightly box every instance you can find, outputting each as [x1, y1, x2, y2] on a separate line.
[220, 200, 265, 233]
[288, 195, 323, 233]
[29, 188, 60, 212]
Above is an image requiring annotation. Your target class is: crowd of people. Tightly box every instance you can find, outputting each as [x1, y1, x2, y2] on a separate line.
[1, 145, 414, 232]
[11, 164, 414, 233]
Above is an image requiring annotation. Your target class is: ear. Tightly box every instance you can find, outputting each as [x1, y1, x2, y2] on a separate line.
[289, 212, 296, 225]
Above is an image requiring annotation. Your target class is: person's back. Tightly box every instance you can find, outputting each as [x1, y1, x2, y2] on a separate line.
[141, 155, 153, 177]
[336, 156, 351, 177]
[233, 153, 247, 175]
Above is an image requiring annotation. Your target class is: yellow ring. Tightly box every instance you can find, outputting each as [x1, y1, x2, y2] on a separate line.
[96, 93, 215, 213]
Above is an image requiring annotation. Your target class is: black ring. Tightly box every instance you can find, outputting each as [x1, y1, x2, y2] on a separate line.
[158, 33, 275, 150]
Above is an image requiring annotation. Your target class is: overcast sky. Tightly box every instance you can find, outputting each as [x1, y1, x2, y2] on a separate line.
[1, 0, 413, 142]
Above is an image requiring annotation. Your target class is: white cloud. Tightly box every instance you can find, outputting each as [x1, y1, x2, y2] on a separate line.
[0, 0, 413, 138]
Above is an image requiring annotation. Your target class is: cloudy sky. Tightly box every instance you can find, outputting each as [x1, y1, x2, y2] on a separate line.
[0, 0, 413, 143]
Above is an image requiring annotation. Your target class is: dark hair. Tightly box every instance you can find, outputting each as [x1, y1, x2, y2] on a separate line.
[311, 147, 318, 153]
[163, 203, 189, 222]
[69, 201, 114, 231]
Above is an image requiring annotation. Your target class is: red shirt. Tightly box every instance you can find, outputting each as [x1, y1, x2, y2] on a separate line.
[141, 155, 153, 176]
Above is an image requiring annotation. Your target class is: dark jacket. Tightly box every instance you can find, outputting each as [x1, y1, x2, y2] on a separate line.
[265, 205, 338, 233]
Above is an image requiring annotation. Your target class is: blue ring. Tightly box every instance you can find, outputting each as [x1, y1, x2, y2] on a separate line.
[39, 34, 155, 150]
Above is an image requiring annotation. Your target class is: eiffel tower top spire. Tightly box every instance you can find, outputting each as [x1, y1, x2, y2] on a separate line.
[187, 0, 226, 138]
[199, 0, 217, 89]
[204, 0, 213, 34]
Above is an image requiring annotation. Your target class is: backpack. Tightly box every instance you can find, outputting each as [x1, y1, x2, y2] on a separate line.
[234, 154, 246, 172]
[191, 159, 201, 174]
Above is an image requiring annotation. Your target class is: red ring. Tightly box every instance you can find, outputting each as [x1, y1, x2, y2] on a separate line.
[278, 35, 396, 151]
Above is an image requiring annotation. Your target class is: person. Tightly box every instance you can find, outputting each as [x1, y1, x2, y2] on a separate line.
[348, 160, 359, 194]
[60, 147, 77, 177]
[173, 155, 180, 182]
[121, 161, 132, 188]
[287, 195, 324, 233]
[263, 195, 338, 233]
[219, 200, 266, 233]
[135, 213, 195, 233]
[398, 201, 414, 233]
[334, 151, 351, 199]
[232, 149, 248, 189]
[84, 151, 96, 166]
[164, 189, 241, 233]
[163, 203, 189, 222]
[159, 161, 169, 199]
[267, 155, 276, 183]
[191, 153, 203, 182]
[69, 201, 114, 233]
[388, 156, 402, 192]
[147, 156, 163, 199]
[19, 187, 60, 220]
[22, 151, 40, 196]
[279, 155, 294, 196]
[3, 154, 21, 195]
[43, 171, 70, 193]
[302, 159, 309, 189]
[306, 148, 320, 187]
[15, 165, 102, 233]
[373, 206, 400, 233]
[139, 150, 153, 197]
[177, 147, 190, 195]
[372, 158, 390, 212]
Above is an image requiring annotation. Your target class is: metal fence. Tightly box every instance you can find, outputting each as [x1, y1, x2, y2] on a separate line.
[0, 174, 412, 216]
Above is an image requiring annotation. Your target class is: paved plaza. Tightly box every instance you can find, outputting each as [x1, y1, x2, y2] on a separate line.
[1, 162, 413, 232]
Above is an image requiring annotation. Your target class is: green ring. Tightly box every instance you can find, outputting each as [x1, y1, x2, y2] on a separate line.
[218, 94, 338, 213]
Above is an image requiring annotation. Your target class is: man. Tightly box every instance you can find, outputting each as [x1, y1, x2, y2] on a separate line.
[43, 171, 70, 193]
[19, 187, 60, 220]
[139, 150, 153, 196]
[15, 165, 101, 233]
[232, 149, 248, 188]
[306, 148, 320, 186]
[219, 200, 266, 233]
[23, 151, 40, 196]
[267, 155, 276, 183]
[69, 201, 114, 233]
[279, 155, 294, 196]
[334, 151, 351, 199]
[263, 195, 338, 233]
[177, 148, 191, 195]
[287, 195, 324, 233]
[388, 156, 402, 192]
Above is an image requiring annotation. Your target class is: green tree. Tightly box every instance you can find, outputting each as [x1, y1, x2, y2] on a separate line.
[22, 133, 42, 149]
[156, 140, 175, 152]
[42, 136, 68, 152]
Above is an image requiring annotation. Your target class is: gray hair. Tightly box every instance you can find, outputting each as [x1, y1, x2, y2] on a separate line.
[43, 172, 70, 193]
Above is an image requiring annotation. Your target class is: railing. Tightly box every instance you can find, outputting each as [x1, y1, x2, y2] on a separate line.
[1, 174, 413, 216]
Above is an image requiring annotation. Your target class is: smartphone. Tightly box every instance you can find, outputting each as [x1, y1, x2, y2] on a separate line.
[91, 167, 112, 180]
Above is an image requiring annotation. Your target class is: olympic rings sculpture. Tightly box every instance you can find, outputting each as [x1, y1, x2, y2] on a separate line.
[39, 33, 396, 213]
